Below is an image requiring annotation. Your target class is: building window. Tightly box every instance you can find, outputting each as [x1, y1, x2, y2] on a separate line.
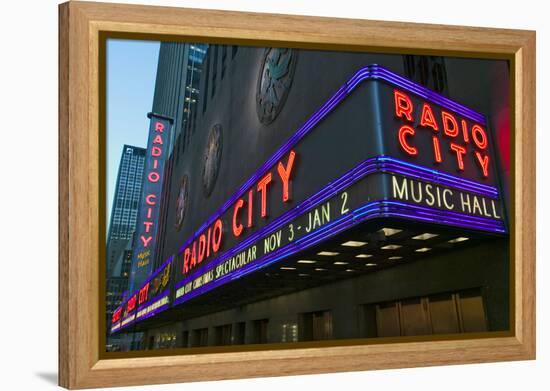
[252, 319, 269, 344]
[221, 45, 227, 79]
[153, 332, 177, 349]
[211, 45, 218, 99]
[202, 50, 210, 115]
[214, 324, 232, 346]
[175, 133, 182, 162]
[281, 322, 298, 343]
[192, 93, 199, 135]
[235, 322, 246, 345]
[192, 327, 209, 347]
[147, 333, 176, 350]
[299, 310, 333, 341]
[181, 122, 187, 155]
[182, 330, 189, 348]
[366, 288, 487, 338]
[403, 55, 449, 95]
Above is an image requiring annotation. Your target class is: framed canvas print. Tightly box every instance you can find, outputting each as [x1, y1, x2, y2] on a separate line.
[58, 1, 536, 389]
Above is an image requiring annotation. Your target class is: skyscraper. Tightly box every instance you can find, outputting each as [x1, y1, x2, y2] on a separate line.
[151, 42, 208, 158]
[106, 248, 133, 327]
[106, 145, 146, 321]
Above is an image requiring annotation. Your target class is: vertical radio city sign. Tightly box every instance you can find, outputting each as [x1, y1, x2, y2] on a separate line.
[128, 112, 173, 292]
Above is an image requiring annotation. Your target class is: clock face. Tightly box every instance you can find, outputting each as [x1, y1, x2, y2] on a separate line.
[174, 175, 189, 231]
[256, 48, 297, 125]
[202, 124, 223, 197]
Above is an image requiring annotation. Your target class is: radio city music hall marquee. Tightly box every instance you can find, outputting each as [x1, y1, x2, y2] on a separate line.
[111, 65, 507, 334]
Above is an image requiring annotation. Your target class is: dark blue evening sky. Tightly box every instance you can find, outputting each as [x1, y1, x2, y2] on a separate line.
[106, 39, 160, 226]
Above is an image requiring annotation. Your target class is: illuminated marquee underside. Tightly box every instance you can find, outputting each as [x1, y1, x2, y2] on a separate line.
[172, 155, 504, 306]
[111, 65, 507, 334]
[111, 256, 173, 333]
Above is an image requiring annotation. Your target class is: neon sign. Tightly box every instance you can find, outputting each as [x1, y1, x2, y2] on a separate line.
[181, 150, 297, 276]
[112, 257, 173, 333]
[393, 89, 491, 178]
[128, 113, 173, 292]
[111, 307, 122, 325]
[167, 65, 505, 304]
[111, 65, 507, 334]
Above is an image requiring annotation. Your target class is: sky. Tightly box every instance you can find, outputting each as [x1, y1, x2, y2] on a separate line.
[106, 39, 160, 223]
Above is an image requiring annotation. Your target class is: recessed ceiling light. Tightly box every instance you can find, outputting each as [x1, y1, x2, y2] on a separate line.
[341, 240, 367, 247]
[448, 237, 469, 243]
[298, 273, 309, 277]
[280, 267, 296, 270]
[366, 263, 377, 267]
[297, 260, 316, 264]
[314, 268, 327, 271]
[317, 251, 340, 256]
[388, 256, 403, 260]
[412, 233, 438, 240]
[345, 269, 355, 272]
[415, 247, 431, 253]
[333, 261, 349, 265]
[381, 244, 402, 250]
[380, 228, 402, 237]
[355, 254, 373, 258]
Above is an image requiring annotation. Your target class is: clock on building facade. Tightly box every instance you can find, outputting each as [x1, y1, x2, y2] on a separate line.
[256, 48, 297, 125]
[202, 124, 223, 197]
[174, 174, 189, 231]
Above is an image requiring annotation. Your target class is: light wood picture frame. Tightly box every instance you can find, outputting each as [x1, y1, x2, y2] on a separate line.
[58, 1, 536, 389]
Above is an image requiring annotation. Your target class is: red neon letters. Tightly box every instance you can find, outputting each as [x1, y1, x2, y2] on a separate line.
[432, 136, 442, 163]
[475, 151, 490, 177]
[112, 308, 122, 324]
[393, 90, 491, 177]
[277, 150, 296, 202]
[398, 125, 418, 156]
[126, 294, 137, 312]
[231, 149, 297, 242]
[232, 199, 245, 237]
[247, 190, 253, 228]
[182, 150, 298, 276]
[450, 143, 467, 171]
[182, 218, 224, 274]
[212, 219, 223, 252]
[139, 121, 166, 249]
[420, 103, 439, 131]
[394, 89, 413, 122]
[442, 111, 459, 137]
[257, 173, 273, 218]
[461, 119, 470, 143]
[472, 124, 488, 149]
[138, 282, 150, 305]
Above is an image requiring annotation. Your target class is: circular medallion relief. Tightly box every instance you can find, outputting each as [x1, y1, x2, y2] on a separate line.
[174, 175, 189, 231]
[202, 124, 223, 197]
[256, 48, 297, 125]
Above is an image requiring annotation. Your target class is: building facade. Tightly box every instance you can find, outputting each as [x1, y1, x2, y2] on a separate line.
[110, 44, 511, 350]
[151, 42, 208, 158]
